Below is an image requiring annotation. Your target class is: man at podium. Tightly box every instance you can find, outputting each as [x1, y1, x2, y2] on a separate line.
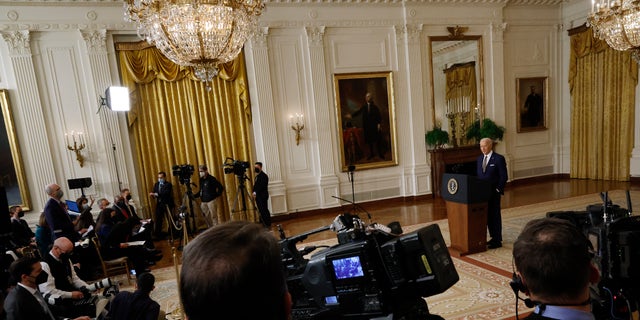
[476, 138, 508, 249]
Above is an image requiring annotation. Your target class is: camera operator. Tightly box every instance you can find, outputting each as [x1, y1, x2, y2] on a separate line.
[193, 165, 224, 228]
[180, 221, 291, 320]
[148, 171, 175, 239]
[512, 217, 600, 320]
[252, 162, 271, 228]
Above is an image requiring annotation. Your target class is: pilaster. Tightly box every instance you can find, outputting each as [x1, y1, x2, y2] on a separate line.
[1, 30, 56, 211]
[305, 25, 340, 207]
[247, 27, 287, 214]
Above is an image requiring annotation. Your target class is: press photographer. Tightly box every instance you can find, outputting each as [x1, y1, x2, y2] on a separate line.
[149, 171, 175, 239]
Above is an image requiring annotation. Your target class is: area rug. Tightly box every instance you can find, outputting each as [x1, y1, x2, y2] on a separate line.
[113, 190, 638, 320]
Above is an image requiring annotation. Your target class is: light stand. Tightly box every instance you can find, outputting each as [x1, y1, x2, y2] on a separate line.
[98, 88, 129, 192]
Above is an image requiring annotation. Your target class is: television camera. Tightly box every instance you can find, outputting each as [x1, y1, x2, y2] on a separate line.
[172, 164, 195, 185]
[223, 157, 250, 177]
[547, 191, 640, 319]
[279, 212, 459, 319]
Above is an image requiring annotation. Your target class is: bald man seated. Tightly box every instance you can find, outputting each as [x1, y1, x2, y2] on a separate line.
[39, 237, 102, 318]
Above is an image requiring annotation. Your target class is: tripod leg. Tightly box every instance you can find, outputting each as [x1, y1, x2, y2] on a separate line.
[241, 187, 258, 223]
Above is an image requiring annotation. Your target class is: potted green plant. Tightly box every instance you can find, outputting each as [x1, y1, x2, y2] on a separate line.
[425, 126, 450, 149]
[465, 118, 505, 143]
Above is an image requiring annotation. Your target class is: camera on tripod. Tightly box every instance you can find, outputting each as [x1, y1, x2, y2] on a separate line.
[223, 157, 250, 177]
[172, 164, 194, 185]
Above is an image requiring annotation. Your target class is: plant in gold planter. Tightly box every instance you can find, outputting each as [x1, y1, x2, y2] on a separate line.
[425, 126, 450, 149]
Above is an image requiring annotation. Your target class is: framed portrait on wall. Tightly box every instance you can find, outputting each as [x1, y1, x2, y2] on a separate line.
[516, 77, 547, 132]
[0, 89, 31, 210]
[334, 72, 398, 172]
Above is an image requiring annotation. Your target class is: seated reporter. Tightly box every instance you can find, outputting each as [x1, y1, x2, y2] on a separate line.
[512, 218, 599, 320]
[4, 256, 91, 320]
[109, 272, 160, 320]
[9, 205, 36, 249]
[95, 210, 159, 275]
[180, 221, 291, 320]
[39, 237, 100, 318]
[73, 196, 95, 235]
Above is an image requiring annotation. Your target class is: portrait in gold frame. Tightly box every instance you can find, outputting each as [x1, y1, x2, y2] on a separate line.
[0, 89, 31, 210]
[334, 72, 398, 172]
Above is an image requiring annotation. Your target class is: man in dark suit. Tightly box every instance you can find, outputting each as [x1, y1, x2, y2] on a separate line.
[512, 218, 598, 319]
[4, 256, 90, 320]
[476, 138, 508, 249]
[109, 272, 160, 320]
[9, 205, 35, 247]
[351, 92, 384, 160]
[149, 171, 175, 238]
[252, 162, 271, 228]
[43, 183, 79, 242]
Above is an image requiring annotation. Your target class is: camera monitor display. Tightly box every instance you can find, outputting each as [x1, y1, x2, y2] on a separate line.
[331, 256, 365, 280]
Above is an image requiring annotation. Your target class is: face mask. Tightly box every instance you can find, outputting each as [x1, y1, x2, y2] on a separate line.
[158, 178, 165, 184]
[199, 172, 205, 178]
[126, 195, 132, 201]
[55, 190, 64, 199]
[33, 271, 48, 285]
[18, 211, 24, 218]
[254, 168, 260, 173]
[82, 204, 89, 210]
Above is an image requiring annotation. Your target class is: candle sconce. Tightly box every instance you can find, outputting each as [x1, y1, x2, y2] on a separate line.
[289, 113, 304, 145]
[65, 131, 86, 167]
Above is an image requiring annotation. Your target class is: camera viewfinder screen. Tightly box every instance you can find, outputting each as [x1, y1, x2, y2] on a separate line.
[332, 256, 365, 280]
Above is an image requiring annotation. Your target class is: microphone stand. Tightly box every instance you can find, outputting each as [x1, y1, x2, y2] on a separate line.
[347, 165, 356, 212]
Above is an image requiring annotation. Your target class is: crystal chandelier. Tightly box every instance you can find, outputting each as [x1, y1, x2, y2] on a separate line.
[588, 0, 640, 60]
[124, 0, 265, 83]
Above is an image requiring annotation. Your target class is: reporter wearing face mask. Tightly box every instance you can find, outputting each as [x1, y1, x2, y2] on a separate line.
[9, 205, 35, 248]
[149, 171, 175, 239]
[4, 256, 90, 320]
[251, 162, 271, 228]
[44, 183, 80, 242]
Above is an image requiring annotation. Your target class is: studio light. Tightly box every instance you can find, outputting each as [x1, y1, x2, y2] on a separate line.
[105, 86, 130, 112]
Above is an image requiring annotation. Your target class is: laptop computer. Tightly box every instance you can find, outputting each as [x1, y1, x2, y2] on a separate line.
[66, 199, 80, 214]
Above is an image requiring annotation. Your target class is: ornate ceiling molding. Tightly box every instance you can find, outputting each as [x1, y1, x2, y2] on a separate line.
[0, 0, 564, 6]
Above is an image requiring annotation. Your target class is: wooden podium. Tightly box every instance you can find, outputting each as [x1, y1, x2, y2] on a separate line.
[441, 173, 491, 257]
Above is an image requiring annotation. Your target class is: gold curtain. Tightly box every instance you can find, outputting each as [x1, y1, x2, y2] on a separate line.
[116, 41, 256, 225]
[444, 62, 477, 146]
[568, 27, 637, 181]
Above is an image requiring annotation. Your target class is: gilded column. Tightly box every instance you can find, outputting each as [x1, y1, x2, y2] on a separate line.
[0, 30, 56, 210]
[305, 26, 340, 207]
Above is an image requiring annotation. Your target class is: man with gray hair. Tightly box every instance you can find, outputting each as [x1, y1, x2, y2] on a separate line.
[476, 137, 508, 249]
[43, 183, 79, 242]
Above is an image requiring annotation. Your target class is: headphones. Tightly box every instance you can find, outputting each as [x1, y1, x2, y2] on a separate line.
[509, 271, 535, 308]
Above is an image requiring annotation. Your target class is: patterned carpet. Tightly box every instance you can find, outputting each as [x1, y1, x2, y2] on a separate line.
[113, 190, 638, 319]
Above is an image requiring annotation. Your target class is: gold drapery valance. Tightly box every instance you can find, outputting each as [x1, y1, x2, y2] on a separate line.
[116, 41, 256, 225]
[568, 28, 637, 181]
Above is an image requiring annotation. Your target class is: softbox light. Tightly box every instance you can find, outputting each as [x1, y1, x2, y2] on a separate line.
[105, 86, 130, 111]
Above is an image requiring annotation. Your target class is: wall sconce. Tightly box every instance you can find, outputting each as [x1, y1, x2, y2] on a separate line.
[289, 113, 304, 145]
[65, 131, 86, 167]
